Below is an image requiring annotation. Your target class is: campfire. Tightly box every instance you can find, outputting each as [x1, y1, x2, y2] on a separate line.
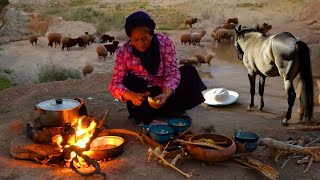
[25, 113, 110, 178]
[10, 98, 144, 179]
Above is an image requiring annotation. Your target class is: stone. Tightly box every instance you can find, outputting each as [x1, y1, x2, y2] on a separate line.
[10, 135, 61, 161]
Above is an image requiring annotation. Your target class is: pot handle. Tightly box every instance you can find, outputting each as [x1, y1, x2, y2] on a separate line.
[74, 98, 88, 116]
[34, 105, 44, 113]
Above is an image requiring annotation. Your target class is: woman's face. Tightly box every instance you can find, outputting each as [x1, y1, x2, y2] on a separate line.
[130, 27, 152, 52]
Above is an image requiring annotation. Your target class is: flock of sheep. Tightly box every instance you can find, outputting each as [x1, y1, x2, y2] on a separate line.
[28, 31, 120, 76]
[27, 16, 273, 76]
[178, 17, 272, 67]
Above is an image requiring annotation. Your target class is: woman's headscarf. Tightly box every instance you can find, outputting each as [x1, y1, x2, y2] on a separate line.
[125, 11, 160, 75]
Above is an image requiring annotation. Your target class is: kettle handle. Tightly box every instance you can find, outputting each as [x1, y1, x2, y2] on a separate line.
[34, 105, 44, 113]
[74, 97, 84, 107]
[74, 98, 88, 116]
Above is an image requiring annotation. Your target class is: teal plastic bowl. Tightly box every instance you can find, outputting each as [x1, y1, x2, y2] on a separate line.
[168, 118, 191, 134]
[149, 125, 174, 143]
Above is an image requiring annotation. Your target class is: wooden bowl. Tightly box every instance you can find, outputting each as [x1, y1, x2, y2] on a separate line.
[187, 134, 236, 162]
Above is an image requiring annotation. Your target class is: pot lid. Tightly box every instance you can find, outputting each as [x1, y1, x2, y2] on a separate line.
[36, 98, 80, 111]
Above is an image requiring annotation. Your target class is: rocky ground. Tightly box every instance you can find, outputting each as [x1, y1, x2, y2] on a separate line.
[0, 0, 320, 179]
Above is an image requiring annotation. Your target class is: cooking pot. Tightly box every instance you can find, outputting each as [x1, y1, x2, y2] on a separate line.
[35, 98, 85, 127]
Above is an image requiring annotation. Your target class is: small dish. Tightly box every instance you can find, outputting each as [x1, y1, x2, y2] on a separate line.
[149, 125, 174, 143]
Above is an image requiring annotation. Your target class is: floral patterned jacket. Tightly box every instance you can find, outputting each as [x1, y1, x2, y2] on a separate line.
[109, 33, 181, 101]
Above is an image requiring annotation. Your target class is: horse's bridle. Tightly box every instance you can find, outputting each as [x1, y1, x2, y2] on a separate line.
[234, 38, 244, 60]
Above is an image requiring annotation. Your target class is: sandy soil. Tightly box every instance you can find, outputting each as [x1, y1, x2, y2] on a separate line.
[1, 1, 320, 179]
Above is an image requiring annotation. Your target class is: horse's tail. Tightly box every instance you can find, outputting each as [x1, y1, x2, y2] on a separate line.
[297, 41, 314, 120]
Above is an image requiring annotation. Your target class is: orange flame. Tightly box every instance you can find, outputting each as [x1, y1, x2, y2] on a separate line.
[52, 116, 97, 162]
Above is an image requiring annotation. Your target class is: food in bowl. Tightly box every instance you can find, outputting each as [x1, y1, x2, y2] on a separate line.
[149, 125, 174, 143]
[168, 118, 191, 134]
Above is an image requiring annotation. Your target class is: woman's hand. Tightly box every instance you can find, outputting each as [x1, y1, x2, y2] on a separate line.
[150, 94, 169, 109]
[123, 91, 150, 106]
[149, 88, 173, 109]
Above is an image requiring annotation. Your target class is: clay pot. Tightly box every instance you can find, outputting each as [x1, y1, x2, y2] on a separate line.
[187, 134, 236, 162]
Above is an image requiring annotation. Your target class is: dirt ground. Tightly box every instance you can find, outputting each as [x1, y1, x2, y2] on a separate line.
[1, 0, 320, 179]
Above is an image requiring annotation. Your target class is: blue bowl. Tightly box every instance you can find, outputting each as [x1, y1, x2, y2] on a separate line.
[234, 131, 259, 152]
[149, 125, 174, 143]
[168, 118, 191, 135]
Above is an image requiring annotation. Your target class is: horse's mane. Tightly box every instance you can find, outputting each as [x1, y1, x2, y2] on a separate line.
[238, 25, 268, 38]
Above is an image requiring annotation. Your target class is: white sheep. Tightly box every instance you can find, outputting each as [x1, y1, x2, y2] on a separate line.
[191, 32, 203, 45]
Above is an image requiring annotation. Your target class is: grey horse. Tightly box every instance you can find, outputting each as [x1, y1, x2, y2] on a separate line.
[234, 25, 314, 126]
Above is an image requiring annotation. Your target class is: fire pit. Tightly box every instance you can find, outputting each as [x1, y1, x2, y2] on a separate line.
[10, 98, 145, 179]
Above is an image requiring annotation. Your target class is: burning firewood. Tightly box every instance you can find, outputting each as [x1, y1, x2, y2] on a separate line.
[147, 146, 192, 178]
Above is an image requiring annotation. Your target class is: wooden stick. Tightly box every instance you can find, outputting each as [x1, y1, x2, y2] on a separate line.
[96, 109, 110, 129]
[175, 127, 192, 139]
[99, 129, 144, 145]
[233, 156, 279, 180]
[281, 137, 320, 168]
[259, 138, 320, 162]
[176, 139, 225, 149]
[285, 124, 320, 131]
[303, 156, 314, 173]
[147, 147, 192, 178]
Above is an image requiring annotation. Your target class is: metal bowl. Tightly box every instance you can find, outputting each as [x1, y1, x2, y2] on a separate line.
[187, 134, 236, 162]
[86, 136, 124, 160]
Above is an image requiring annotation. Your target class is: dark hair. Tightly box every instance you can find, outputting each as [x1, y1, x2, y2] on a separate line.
[124, 11, 156, 37]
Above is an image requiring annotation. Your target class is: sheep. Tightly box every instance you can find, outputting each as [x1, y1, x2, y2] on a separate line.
[79, 34, 90, 48]
[204, 54, 214, 66]
[259, 23, 272, 34]
[47, 32, 62, 48]
[191, 32, 204, 45]
[29, 35, 38, 46]
[227, 17, 238, 25]
[213, 25, 223, 33]
[200, 29, 207, 37]
[213, 28, 235, 42]
[191, 54, 214, 66]
[184, 17, 198, 28]
[82, 64, 94, 76]
[191, 54, 205, 65]
[222, 23, 236, 30]
[60, 36, 71, 50]
[178, 57, 200, 67]
[180, 33, 192, 45]
[104, 40, 119, 57]
[62, 37, 84, 51]
[101, 34, 115, 43]
[96, 45, 108, 60]
[84, 32, 96, 44]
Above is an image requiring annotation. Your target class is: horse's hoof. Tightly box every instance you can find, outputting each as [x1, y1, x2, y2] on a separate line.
[281, 119, 289, 126]
[258, 106, 264, 111]
[246, 107, 253, 112]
